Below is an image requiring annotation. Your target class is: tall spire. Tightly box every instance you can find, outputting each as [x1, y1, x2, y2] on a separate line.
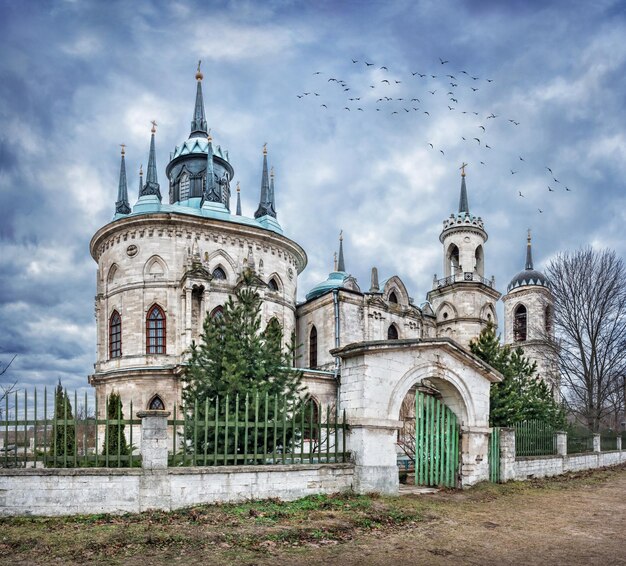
[236, 181, 242, 215]
[190, 60, 208, 139]
[141, 121, 161, 200]
[115, 145, 131, 215]
[203, 130, 221, 203]
[337, 230, 346, 272]
[458, 162, 469, 214]
[138, 164, 143, 199]
[525, 229, 534, 270]
[254, 144, 276, 218]
[268, 167, 277, 218]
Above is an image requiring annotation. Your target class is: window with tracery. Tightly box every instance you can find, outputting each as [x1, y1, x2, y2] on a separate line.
[211, 305, 224, 319]
[109, 310, 122, 358]
[179, 173, 190, 201]
[212, 267, 226, 280]
[514, 304, 527, 342]
[146, 304, 166, 354]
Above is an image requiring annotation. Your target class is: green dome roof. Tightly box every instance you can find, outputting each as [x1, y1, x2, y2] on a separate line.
[305, 271, 349, 301]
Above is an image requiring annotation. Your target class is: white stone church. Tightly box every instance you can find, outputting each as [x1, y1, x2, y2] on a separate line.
[88, 67, 558, 489]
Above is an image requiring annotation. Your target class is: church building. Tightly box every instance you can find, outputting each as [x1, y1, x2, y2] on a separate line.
[88, 66, 559, 444]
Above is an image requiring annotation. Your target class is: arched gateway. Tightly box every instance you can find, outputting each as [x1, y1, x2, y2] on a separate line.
[333, 338, 501, 493]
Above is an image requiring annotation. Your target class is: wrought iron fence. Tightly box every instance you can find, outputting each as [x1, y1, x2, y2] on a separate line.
[600, 432, 619, 451]
[514, 420, 557, 457]
[566, 431, 594, 454]
[434, 272, 494, 289]
[489, 427, 501, 482]
[0, 388, 140, 468]
[168, 394, 348, 466]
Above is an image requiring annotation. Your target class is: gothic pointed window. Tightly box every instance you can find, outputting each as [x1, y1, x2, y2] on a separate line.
[389, 291, 398, 304]
[109, 310, 122, 358]
[210, 305, 224, 319]
[387, 324, 399, 340]
[146, 304, 166, 354]
[212, 266, 226, 280]
[268, 277, 279, 292]
[545, 305, 553, 335]
[148, 395, 165, 410]
[309, 325, 318, 368]
[179, 172, 190, 201]
[514, 304, 527, 342]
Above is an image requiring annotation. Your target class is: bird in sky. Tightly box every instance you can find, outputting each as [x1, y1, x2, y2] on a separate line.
[380, 66, 388, 70]
[424, 111, 430, 116]
[486, 79, 494, 82]
[429, 90, 436, 95]
[480, 161, 486, 165]
[314, 93, 319, 96]
[446, 74, 456, 79]
[328, 78, 336, 82]
[553, 178, 560, 183]
[395, 80, 402, 84]
[382, 79, 390, 84]
[472, 76, 480, 80]
[392, 111, 399, 114]
[448, 106, 455, 110]
[538, 208, 543, 213]
[487, 113, 498, 119]
[428, 143, 434, 148]
[357, 108, 364, 111]
[344, 107, 350, 111]
[365, 61, 374, 66]
[321, 104, 327, 108]
[431, 75, 437, 78]
[546, 167, 553, 173]
[313, 71, 322, 75]
[439, 57, 449, 64]
[474, 138, 481, 144]
[352, 59, 358, 63]
[479, 125, 485, 131]
[471, 87, 479, 92]
[565, 186, 572, 191]
[297, 95, 303, 98]
[511, 170, 517, 175]
[548, 186, 554, 192]
[411, 98, 420, 102]
[519, 156, 525, 161]
[519, 191, 525, 197]
[485, 144, 492, 149]
[440, 150, 445, 155]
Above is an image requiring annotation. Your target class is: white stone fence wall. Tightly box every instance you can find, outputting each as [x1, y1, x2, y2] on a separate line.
[0, 410, 354, 517]
[498, 428, 625, 482]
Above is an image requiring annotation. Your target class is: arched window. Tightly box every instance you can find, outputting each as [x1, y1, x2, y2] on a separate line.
[446, 244, 460, 277]
[475, 245, 484, 276]
[387, 324, 399, 340]
[309, 325, 318, 368]
[109, 310, 122, 358]
[148, 395, 165, 410]
[212, 266, 226, 280]
[268, 277, 279, 292]
[389, 291, 398, 304]
[211, 305, 224, 319]
[304, 397, 320, 441]
[179, 172, 190, 201]
[545, 305, 553, 335]
[514, 304, 527, 342]
[146, 304, 166, 354]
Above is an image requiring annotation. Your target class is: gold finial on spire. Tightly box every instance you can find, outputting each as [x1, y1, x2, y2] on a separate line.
[139, 164, 143, 175]
[527, 228, 532, 244]
[120, 143, 126, 156]
[339, 229, 343, 242]
[207, 128, 212, 143]
[236, 181, 240, 193]
[333, 252, 338, 271]
[460, 162, 468, 177]
[150, 120, 157, 134]
[195, 59, 203, 81]
[263, 143, 267, 155]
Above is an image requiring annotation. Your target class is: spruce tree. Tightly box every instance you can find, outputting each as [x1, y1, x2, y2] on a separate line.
[183, 270, 303, 460]
[103, 391, 130, 459]
[470, 324, 565, 428]
[53, 380, 75, 462]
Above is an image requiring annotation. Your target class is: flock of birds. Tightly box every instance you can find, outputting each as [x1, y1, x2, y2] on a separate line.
[296, 57, 575, 215]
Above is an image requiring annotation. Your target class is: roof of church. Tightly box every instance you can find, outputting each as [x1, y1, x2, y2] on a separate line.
[507, 231, 550, 292]
[305, 232, 349, 301]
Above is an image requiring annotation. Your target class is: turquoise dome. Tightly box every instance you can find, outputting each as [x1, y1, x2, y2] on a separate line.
[306, 271, 349, 301]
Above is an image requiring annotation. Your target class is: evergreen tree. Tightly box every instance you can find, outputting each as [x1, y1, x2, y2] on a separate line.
[53, 380, 75, 461]
[470, 324, 565, 428]
[183, 270, 303, 459]
[103, 391, 130, 458]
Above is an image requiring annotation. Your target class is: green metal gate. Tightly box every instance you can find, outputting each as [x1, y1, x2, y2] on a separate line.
[489, 427, 501, 483]
[415, 391, 459, 487]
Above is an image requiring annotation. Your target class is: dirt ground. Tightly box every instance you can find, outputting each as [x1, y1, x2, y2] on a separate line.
[2, 465, 625, 566]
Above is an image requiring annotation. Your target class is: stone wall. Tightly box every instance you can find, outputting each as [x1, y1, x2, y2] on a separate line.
[512, 451, 626, 480]
[0, 464, 354, 517]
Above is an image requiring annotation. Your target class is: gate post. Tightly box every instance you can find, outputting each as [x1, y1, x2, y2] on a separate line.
[347, 419, 401, 495]
[499, 427, 516, 482]
[460, 426, 491, 486]
[137, 410, 171, 470]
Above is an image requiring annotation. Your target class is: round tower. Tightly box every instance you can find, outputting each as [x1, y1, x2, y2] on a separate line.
[502, 231, 559, 395]
[427, 165, 501, 348]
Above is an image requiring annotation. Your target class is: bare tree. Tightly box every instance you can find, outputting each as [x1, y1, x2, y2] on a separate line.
[546, 248, 626, 431]
[0, 355, 18, 418]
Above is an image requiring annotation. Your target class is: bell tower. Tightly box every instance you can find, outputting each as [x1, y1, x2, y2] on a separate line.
[427, 165, 501, 348]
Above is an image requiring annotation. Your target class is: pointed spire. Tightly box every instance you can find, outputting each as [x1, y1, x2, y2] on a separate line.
[138, 164, 143, 199]
[141, 121, 162, 200]
[190, 60, 208, 138]
[203, 130, 221, 203]
[236, 182, 242, 215]
[370, 267, 380, 292]
[115, 145, 131, 215]
[268, 167, 277, 218]
[525, 229, 534, 270]
[458, 162, 469, 214]
[337, 230, 346, 272]
[254, 144, 276, 218]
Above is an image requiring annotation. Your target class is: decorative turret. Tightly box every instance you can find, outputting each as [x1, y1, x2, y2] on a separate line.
[369, 267, 380, 293]
[255, 144, 276, 219]
[202, 131, 221, 204]
[236, 182, 242, 215]
[190, 61, 208, 139]
[115, 145, 131, 215]
[305, 231, 351, 301]
[140, 121, 162, 200]
[507, 230, 550, 292]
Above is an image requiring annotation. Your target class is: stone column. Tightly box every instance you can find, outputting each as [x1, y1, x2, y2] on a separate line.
[499, 428, 516, 482]
[555, 431, 567, 456]
[137, 410, 171, 470]
[592, 433, 601, 453]
[460, 427, 491, 486]
[347, 418, 401, 495]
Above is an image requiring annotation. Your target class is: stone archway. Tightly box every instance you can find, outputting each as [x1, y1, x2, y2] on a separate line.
[333, 338, 501, 493]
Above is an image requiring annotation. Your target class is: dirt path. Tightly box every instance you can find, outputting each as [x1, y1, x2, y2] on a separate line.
[236, 469, 626, 566]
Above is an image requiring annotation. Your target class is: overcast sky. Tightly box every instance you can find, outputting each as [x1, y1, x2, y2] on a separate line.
[1, 0, 625, 394]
